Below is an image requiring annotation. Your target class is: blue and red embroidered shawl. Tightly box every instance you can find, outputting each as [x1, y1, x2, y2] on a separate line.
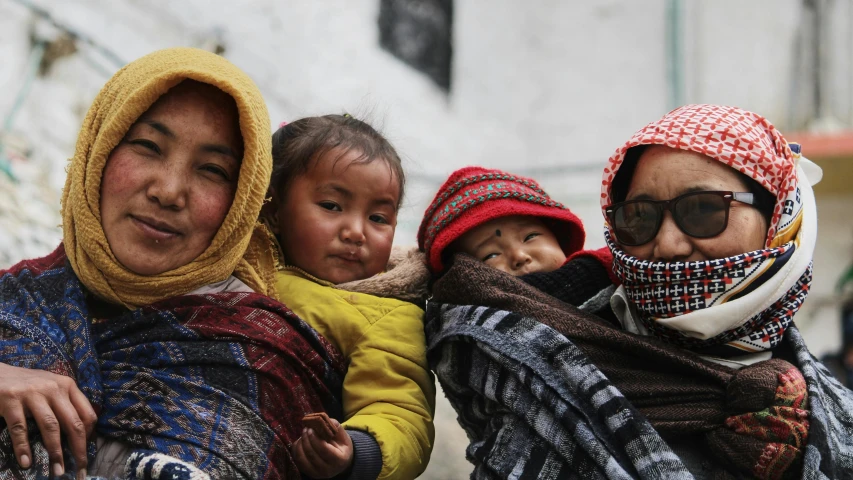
[0, 245, 345, 479]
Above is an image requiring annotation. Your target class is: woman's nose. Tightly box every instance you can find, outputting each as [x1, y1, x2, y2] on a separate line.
[652, 213, 692, 262]
[146, 167, 187, 210]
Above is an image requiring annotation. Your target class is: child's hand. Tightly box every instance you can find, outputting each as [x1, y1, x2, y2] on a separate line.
[292, 419, 353, 478]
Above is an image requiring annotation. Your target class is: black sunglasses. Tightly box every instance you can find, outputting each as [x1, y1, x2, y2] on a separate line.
[604, 191, 760, 246]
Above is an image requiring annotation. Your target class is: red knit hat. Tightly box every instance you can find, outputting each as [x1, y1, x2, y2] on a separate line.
[418, 166, 585, 273]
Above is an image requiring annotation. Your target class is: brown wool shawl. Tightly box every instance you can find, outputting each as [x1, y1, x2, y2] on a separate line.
[433, 254, 809, 479]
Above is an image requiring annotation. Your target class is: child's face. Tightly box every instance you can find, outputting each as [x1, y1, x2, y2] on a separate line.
[454, 215, 566, 276]
[274, 147, 400, 284]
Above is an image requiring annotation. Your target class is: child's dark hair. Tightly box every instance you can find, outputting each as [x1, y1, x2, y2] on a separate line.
[610, 145, 776, 224]
[270, 114, 405, 206]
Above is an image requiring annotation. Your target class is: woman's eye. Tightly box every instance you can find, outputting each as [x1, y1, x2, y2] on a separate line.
[369, 214, 389, 225]
[482, 253, 499, 262]
[201, 165, 230, 180]
[129, 139, 161, 154]
[524, 233, 541, 242]
[319, 201, 341, 211]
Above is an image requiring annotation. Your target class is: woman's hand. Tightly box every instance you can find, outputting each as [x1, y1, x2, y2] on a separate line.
[292, 419, 354, 478]
[0, 363, 97, 477]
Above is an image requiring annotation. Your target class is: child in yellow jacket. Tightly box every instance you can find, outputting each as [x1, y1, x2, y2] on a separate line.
[262, 115, 434, 480]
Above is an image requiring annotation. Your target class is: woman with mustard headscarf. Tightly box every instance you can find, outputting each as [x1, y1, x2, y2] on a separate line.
[0, 48, 344, 480]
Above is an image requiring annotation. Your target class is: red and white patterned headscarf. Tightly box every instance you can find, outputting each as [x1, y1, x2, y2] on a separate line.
[600, 104, 816, 357]
[602, 104, 803, 247]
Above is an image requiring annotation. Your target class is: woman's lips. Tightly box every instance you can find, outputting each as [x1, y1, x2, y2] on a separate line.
[130, 215, 181, 241]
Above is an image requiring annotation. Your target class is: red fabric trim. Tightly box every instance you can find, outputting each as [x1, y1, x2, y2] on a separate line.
[564, 247, 620, 285]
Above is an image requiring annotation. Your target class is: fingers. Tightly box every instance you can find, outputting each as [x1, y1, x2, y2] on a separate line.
[69, 387, 97, 438]
[307, 422, 351, 461]
[294, 428, 347, 479]
[48, 389, 91, 474]
[27, 400, 65, 477]
[297, 428, 354, 478]
[3, 398, 32, 469]
[293, 433, 322, 479]
[329, 420, 351, 448]
[60, 412, 89, 474]
[23, 378, 91, 477]
[67, 387, 97, 470]
[0, 366, 96, 475]
[296, 429, 327, 478]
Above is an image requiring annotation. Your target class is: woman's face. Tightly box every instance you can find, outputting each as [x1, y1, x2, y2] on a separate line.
[620, 145, 768, 262]
[100, 81, 243, 275]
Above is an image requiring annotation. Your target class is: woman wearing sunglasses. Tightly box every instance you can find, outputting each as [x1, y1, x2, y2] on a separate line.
[425, 103, 853, 479]
[600, 104, 853, 477]
[603, 104, 815, 365]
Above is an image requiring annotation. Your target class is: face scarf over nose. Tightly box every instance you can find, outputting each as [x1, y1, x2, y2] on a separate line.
[601, 104, 816, 358]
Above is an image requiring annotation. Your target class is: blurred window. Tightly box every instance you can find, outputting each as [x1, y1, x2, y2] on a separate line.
[378, 0, 453, 91]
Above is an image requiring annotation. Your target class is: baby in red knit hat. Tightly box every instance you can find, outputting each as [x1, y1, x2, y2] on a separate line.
[418, 166, 587, 275]
[418, 166, 619, 322]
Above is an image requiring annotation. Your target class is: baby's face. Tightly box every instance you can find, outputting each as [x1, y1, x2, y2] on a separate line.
[454, 215, 566, 276]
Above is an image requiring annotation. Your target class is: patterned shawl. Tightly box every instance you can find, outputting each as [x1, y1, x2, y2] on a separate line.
[426, 255, 853, 479]
[601, 104, 815, 357]
[0, 246, 346, 479]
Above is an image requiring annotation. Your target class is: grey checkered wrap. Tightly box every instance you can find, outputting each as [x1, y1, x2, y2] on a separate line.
[426, 303, 853, 479]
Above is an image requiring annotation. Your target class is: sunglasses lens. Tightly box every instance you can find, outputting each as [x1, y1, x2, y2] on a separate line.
[612, 202, 659, 245]
[673, 193, 728, 237]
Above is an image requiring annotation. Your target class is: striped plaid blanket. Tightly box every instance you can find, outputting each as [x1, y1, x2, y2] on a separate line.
[426, 261, 853, 479]
[427, 303, 693, 479]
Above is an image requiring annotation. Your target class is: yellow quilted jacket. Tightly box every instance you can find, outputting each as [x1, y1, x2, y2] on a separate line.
[275, 267, 435, 480]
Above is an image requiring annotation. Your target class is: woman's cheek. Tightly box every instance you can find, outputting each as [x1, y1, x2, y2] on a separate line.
[101, 151, 138, 196]
[195, 185, 236, 233]
[731, 209, 768, 252]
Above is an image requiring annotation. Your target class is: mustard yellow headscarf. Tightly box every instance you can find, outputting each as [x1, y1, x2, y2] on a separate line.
[61, 47, 277, 308]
